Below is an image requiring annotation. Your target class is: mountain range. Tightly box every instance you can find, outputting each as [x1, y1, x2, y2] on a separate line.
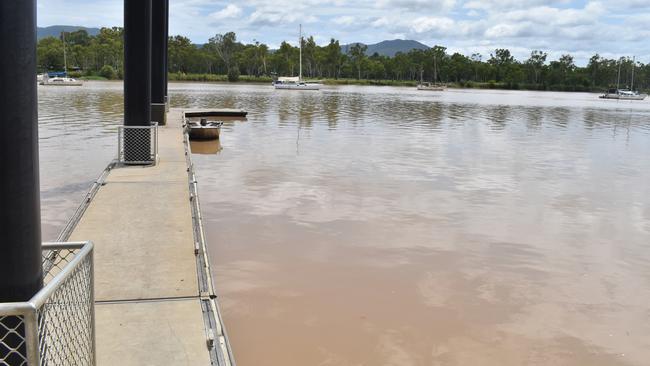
[37, 25, 100, 39]
[341, 39, 430, 57]
[37, 25, 430, 57]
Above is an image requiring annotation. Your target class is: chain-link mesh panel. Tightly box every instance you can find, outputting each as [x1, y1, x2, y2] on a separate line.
[0, 316, 28, 365]
[42, 249, 79, 285]
[0, 243, 94, 366]
[38, 247, 94, 366]
[118, 124, 158, 165]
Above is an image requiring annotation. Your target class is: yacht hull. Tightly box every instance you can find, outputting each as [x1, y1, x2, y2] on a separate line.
[40, 82, 84, 86]
[600, 94, 647, 101]
[274, 84, 320, 90]
[417, 86, 446, 91]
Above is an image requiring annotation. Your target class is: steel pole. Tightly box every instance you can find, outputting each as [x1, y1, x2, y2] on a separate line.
[151, 0, 167, 125]
[124, 0, 152, 161]
[0, 0, 43, 303]
[0, 1, 43, 363]
[164, 0, 169, 105]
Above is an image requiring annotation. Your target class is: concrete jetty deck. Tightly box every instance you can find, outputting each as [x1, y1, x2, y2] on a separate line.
[67, 109, 231, 365]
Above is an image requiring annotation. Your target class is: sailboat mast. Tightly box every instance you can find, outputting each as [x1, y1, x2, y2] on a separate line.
[616, 59, 621, 90]
[299, 24, 302, 81]
[631, 56, 635, 91]
[62, 31, 68, 75]
[433, 53, 437, 83]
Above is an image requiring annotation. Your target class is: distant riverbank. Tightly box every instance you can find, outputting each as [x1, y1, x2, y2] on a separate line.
[75, 73, 624, 93]
[163, 73, 618, 92]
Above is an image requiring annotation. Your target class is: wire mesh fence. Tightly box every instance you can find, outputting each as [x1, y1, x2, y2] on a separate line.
[0, 242, 94, 366]
[118, 123, 159, 165]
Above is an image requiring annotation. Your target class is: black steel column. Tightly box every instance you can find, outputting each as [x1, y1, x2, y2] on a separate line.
[0, 0, 43, 302]
[151, 0, 167, 125]
[124, 0, 152, 125]
[124, 0, 152, 161]
[0, 1, 43, 362]
[164, 0, 169, 106]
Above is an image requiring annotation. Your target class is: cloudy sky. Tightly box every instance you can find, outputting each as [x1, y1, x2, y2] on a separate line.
[38, 0, 650, 65]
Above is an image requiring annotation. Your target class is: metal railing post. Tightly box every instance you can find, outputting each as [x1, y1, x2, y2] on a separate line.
[23, 310, 39, 365]
[90, 248, 96, 366]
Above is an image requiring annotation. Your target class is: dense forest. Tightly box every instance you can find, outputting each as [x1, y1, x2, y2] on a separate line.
[37, 27, 650, 92]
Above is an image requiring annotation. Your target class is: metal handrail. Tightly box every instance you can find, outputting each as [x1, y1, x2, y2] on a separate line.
[31, 242, 94, 309]
[182, 112, 236, 366]
[0, 241, 95, 365]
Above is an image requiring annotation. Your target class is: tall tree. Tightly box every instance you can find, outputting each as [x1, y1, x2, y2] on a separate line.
[526, 50, 547, 84]
[489, 48, 515, 82]
[302, 36, 317, 77]
[558, 54, 575, 84]
[168, 35, 195, 73]
[324, 39, 342, 78]
[348, 43, 367, 80]
[209, 32, 238, 74]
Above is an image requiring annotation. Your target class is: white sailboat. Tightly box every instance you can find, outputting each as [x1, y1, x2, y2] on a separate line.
[41, 31, 83, 86]
[273, 25, 321, 90]
[417, 52, 445, 91]
[600, 56, 646, 100]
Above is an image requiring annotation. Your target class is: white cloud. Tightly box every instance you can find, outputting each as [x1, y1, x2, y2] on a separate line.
[248, 10, 319, 27]
[35, 0, 650, 66]
[410, 16, 456, 34]
[376, 0, 457, 12]
[464, 0, 570, 11]
[333, 16, 356, 26]
[209, 4, 243, 20]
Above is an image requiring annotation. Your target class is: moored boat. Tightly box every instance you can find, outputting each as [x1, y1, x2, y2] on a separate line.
[417, 82, 446, 91]
[274, 24, 321, 91]
[187, 118, 223, 140]
[40, 32, 84, 86]
[599, 56, 645, 100]
[40, 75, 83, 86]
[273, 77, 321, 90]
[600, 89, 647, 100]
[416, 51, 445, 92]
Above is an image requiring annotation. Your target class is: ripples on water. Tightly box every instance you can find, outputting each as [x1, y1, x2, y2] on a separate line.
[41, 82, 650, 365]
[39, 82, 123, 238]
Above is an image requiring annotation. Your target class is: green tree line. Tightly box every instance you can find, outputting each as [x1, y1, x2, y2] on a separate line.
[38, 28, 650, 92]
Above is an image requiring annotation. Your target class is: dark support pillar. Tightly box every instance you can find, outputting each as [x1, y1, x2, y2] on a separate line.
[0, 0, 43, 362]
[151, 0, 167, 125]
[0, 0, 43, 303]
[124, 0, 152, 162]
[164, 0, 169, 110]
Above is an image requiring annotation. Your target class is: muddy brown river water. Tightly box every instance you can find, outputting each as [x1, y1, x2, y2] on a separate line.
[39, 82, 650, 365]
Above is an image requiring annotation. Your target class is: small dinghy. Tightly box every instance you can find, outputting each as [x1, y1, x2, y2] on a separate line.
[187, 118, 223, 140]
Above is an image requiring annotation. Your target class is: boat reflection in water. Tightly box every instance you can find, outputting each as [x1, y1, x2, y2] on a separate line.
[190, 139, 222, 155]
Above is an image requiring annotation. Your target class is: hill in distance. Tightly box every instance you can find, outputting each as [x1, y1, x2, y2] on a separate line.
[341, 39, 430, 57]
[37, 25, 100, 39]
[36, 26, 429, 58]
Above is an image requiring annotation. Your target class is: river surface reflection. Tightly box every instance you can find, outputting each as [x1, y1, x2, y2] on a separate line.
[39, 82, 650, 365]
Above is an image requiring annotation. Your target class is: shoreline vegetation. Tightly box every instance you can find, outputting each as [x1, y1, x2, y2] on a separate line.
[164, 73, 620, 92]
[41, 27, 649, 93]
[75, 73, 610, 93]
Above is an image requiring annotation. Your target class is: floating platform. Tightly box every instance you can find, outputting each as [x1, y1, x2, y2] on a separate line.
[184, 109, 248, 118]
[65, 109, 234, 365]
